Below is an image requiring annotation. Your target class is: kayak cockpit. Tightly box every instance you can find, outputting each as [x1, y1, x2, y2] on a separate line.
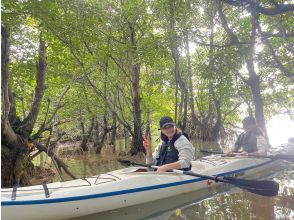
[116, 167, 152, 173]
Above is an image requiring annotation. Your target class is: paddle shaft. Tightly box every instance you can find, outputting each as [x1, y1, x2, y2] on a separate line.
[199, 150, 294, 161]
[199, 150, 224, 154]
[125, 161, 220, 181]
[123, 161, 226, 183]
[119, 159, 279, 196]
[172, 169, 222, 182]
[174, 170, 279, 197]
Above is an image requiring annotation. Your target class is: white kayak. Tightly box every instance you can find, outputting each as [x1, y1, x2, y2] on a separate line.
[1, 144, 292, 220]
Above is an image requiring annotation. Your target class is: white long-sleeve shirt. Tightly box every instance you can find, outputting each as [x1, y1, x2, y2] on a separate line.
[255, 135, 268, 155]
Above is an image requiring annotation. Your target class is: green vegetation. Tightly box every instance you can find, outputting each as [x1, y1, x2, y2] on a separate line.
[2, 0, 293, 187]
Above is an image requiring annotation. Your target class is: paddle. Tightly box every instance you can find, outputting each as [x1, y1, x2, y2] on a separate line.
[199, 150, 294, 162]
[199, 150, 225, 154]
[118, 159, 279, 197]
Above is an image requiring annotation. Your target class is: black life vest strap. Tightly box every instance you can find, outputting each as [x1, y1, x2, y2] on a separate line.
[42, 183, 50, 198]
[156, 143, 168, 166]
[157, 133, 182, 166]
[181, 165, 192, 171]
[11, 184, 18, 200]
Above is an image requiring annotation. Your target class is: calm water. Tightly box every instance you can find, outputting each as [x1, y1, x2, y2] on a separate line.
[53, 150, 294, 220]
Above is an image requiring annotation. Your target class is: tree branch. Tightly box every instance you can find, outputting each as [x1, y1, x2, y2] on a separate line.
[84, 74, 135, 137]
[258, 27, 294, 79]
[222, 0, 294, 16]
[216, 0, 239, 43]
[34, 141, 77, 180]
[193, 39, 251, 48]
[18, 33, 47, 136]
[261, 31, 294, 38]
[47, 85, 70, 124]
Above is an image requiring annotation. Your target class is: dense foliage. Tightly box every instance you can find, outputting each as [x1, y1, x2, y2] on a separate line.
[1, 0, 293, 186]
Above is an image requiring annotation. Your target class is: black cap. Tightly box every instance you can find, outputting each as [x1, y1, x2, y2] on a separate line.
[242, 116, 256, 126]
[159, 116, 175, 129]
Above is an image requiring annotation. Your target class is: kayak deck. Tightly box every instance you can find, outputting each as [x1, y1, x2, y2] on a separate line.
[0, 154, 283, 220]
[1, 155, 272, 201]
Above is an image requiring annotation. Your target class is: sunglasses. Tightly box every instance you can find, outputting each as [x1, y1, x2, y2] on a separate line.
[161, 125, 175, 130]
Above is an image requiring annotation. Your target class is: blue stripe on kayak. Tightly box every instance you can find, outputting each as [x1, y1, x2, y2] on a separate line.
[1, 160, 273, 206]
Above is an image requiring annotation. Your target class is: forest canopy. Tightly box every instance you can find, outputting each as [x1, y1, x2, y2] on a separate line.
[1, 0, 293, 187]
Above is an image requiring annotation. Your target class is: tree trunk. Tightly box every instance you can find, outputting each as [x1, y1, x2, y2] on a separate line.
[80, 118, 94, 152]
[1, 25, 74, 187]
[169, 1, 188, 129]
[92, 117, 100, 148]
[246, 13, 267, 134]
[127, 21, 144, 155]
[185, 32, 201, 133]
[211, 98, 222, 140]
[124, 126, 128, 151]
[1, 25, 47, 187]
[207, 15, 222, 141]
[246, 61, 266, 132]
[96, 116, 110, 154]
[216, 1, 267, 134]
[182, 90, 188, 131]
[1, 146, 17, 187]
[109, 112, 117, 148]
[130, 63, 144, 155]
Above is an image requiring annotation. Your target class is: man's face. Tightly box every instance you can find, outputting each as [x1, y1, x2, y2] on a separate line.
[243, 124, 255, 132]
[161, 125, 176, 139]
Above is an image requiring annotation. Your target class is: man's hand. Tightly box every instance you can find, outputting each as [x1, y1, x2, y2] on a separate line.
[143, 135, 152, 156]
[240, 151, 249, 156]
[156, 165, 169, 172]
[226, 149, 235, 156]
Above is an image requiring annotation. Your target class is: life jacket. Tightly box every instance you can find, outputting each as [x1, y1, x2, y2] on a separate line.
[156, 132, 191, 171]
[235, 127, 261, 153]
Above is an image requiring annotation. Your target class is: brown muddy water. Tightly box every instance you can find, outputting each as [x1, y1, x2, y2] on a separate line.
[46, 150, 294, 220]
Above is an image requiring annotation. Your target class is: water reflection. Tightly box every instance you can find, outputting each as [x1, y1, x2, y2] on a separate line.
[53, 153, 125, 182]
[171, 183, 293, 220]
[172, 162, 294, 220]
[71, 184, 233, 220]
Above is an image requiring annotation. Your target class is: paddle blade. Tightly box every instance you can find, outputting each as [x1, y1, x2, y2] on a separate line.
[273, 154, 294, 162]
[118, 159, 132, 166]
[222, 177, 279, 197]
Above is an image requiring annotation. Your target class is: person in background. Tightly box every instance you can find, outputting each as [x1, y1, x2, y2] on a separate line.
[143, 116, 194, 172]
[227, 116, 268, 156]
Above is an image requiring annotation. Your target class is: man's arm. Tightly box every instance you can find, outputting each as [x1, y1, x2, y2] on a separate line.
[227, 133, 243, 156]
[174, 135, 194, 169]
[144, 135, 159, 164]
[249, 135, 268, 156]
[146, 144, 160, 165]
[156, 161, 182, 172]
[234, 133, 244, 152]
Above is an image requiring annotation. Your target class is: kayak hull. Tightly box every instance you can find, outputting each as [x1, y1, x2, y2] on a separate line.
[2, 179, 208, 220]
[1, 154, 286, 220]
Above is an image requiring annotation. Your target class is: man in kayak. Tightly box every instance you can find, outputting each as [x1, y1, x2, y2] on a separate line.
[227, 116, 268, 156]
[143, 116, 194, 172]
